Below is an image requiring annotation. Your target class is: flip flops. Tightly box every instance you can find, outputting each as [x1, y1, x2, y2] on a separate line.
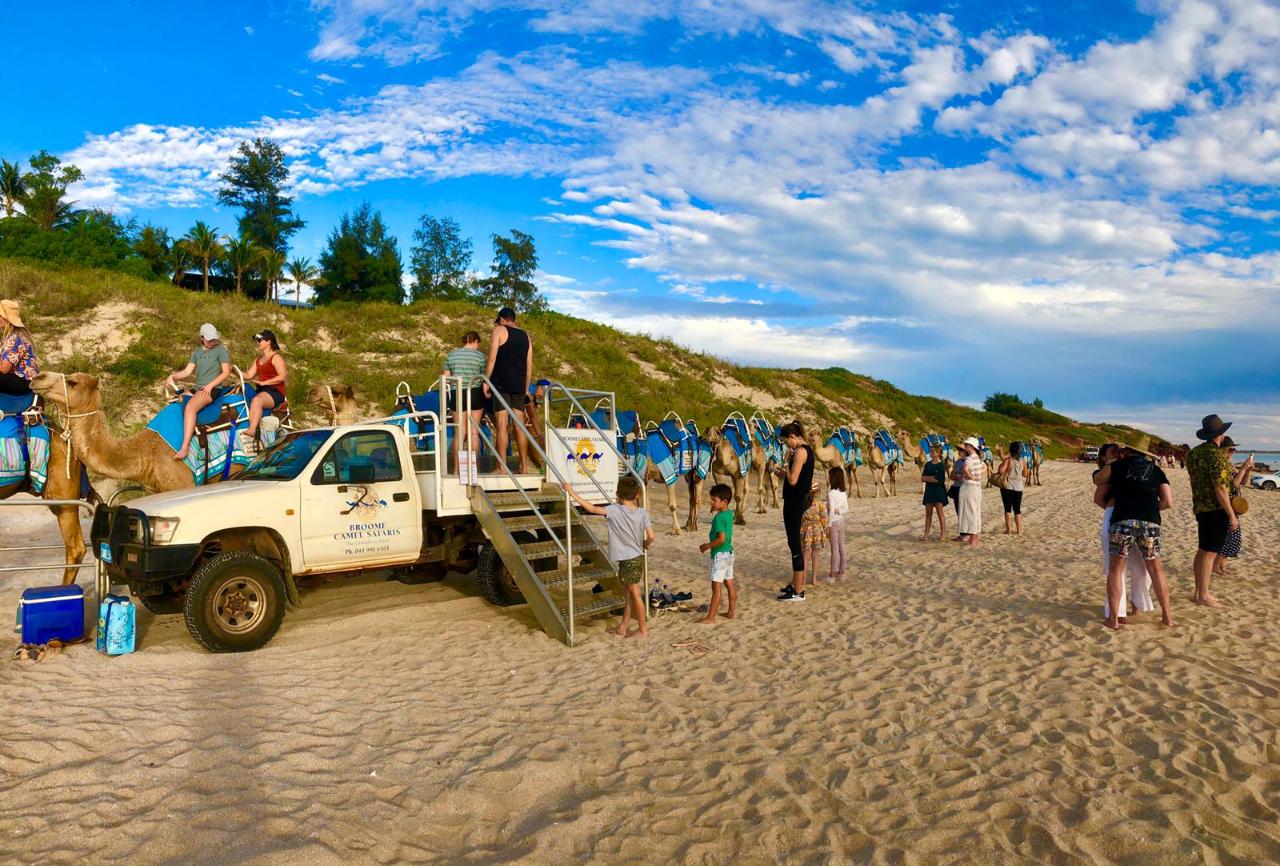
[12, 639, 64, 663]
[670, 640, 713, 657]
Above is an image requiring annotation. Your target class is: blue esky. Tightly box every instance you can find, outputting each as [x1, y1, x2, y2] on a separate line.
[3, 0, 1279, 446]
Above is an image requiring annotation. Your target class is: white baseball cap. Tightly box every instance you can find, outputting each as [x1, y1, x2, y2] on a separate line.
[199, 323, 219, 341]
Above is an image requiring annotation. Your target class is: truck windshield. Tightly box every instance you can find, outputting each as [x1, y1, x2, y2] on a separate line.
[238, 430, 330, 481]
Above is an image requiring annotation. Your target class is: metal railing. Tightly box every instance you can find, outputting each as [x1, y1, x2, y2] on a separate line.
[0, 497, 105, 601]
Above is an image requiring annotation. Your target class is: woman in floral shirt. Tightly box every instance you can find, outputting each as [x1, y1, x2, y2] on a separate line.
[0, 299, 39, 396]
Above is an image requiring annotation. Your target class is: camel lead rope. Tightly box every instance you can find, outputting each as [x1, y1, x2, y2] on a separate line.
[326, 385, 337, 424]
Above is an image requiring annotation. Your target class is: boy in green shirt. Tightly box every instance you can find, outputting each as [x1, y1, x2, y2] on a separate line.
[697, 483, 737, 624]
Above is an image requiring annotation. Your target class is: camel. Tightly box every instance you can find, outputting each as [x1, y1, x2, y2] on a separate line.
[703, 425, 750, 525]
[864, 435, 896, 497]
[644, 459, 703, 535]
[805, 431, 862, 498]
[1, 414, 90, 584]
[31, 371, 245, 493]
[750, 437, 778, 512]
[1027, 437, 1044, 486]
[307, 382, 360, 426]
[899, 432, 926, 469]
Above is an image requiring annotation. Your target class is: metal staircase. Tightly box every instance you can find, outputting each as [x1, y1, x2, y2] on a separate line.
[472, 484, 625, 646]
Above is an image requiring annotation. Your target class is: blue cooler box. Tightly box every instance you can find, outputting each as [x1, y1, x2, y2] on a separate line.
[18, 585, 85, 644]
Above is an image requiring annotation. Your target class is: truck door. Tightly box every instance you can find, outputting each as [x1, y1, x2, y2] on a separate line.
[299, 428, 422, 571]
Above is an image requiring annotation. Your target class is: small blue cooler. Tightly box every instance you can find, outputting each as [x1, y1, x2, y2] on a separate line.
[18, 584, 85, 644]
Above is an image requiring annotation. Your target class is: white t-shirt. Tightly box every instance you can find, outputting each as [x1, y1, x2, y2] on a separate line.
[827, 489, 849, 525]
[605, 504, 651, 562]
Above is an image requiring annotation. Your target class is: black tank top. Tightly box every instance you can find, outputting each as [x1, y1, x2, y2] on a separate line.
[783, 445, 814, 505]
[491, 325, 529, 392]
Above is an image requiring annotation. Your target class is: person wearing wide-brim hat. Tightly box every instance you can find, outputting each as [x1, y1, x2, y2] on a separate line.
[1186, 414, 1236, 608]
[0, 299, 40, 396]
[1093, 434, 1174, 629]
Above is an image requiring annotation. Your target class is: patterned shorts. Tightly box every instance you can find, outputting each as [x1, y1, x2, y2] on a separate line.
[617, 556, 644, 585]
[709, 551, 735, 583]
[1109, 519, 1162, 561]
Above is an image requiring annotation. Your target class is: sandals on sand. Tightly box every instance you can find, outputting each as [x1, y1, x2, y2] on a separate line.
[12, 639, 64, 663]
[670, 640, 713, 657]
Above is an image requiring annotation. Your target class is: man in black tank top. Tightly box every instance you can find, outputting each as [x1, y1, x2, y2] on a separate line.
[484, 307, 534, 473]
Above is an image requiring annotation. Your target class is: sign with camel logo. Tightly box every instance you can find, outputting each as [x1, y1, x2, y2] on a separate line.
[548, 428, 617, 503]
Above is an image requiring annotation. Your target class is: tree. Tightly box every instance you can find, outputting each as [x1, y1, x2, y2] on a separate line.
[0, 159, 24, 217]
[133, 224, 172, 279]
[315, 203, 404, 304]
[18, 150, 83, 232]
[216, 137, 304, 254]
[181, 221, 223, 292]
[258, 248, 287, 303]
[167, 242, 191, 285]
[222, 234, 261, 295]
[287, 256, 319, 306]
[0, 209, 149, 278]
[475, 229, 544, 312]
[408, 214, 473, 301]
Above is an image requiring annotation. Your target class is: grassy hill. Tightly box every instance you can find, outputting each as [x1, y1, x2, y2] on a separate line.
[1, 258, 1152, 457]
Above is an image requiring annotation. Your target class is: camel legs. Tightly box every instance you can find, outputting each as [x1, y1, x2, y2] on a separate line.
[754, 468, 768, 514]
[683, 475, 703, 532]
[733, 474, 748, 526]
[850, 465, 862, 498]
[53, 502, 87, 585]
[662, 480, 681, 535]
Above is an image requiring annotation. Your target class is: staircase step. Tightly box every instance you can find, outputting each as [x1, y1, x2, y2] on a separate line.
[502, 514, 569, 534]
[520, 538, 599, 559]
[485, 490, 564, 510]
[536, 563, 614, 589]
[560, 595, 626, 620]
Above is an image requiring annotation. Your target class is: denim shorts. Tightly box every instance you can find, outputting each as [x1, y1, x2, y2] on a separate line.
[709, 551, 735, 583]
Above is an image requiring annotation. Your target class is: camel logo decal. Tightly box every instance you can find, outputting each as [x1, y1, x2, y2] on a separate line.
[567, 437, 604, 477]
[341, 485, 388, 517]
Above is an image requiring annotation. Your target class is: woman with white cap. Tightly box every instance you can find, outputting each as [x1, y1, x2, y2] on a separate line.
[957, 437, 986, 547]
[167, 323, 231, 460]
[0, 299, 39, 395]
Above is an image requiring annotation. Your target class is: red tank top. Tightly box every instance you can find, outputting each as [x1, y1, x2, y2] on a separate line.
[255, 354, 281, 384]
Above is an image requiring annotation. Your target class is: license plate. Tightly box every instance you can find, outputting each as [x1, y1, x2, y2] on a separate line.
[98, 542, 113, 564]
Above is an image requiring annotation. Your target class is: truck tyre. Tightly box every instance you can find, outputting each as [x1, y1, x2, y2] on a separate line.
[475, 543, 525, 606]
[183, 551, 287, 652]
[135, 592, 184, 615]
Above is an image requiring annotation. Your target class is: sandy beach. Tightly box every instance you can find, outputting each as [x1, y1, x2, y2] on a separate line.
[2, 461, 1278, 865]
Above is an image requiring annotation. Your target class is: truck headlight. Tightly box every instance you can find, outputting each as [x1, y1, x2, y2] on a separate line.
[148, 517, 181, 543]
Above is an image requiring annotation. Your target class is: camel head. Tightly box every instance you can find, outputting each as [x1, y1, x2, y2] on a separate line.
[31, 371, 101, 414]
[307, 382, 354, 413]
[702, 425, 724, 446]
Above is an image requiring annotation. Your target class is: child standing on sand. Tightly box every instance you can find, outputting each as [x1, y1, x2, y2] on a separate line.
[697, 483, 736, 624]
[800, 482, 829, 589]
[562, 475, 654, 639]
[826, 467, 848, 582]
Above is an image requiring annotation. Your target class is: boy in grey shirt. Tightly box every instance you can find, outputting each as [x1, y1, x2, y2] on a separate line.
[563, 475, 654, 638]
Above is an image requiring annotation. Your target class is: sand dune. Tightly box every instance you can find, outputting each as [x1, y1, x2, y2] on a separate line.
[1, 462, 1278, 865]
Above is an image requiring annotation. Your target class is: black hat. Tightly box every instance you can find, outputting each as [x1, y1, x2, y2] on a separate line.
[1220, 436, 1237, 449]
[254, 329, 279, 349]
[495, 307, 516, 323]
[1195, 414, 1231, 441]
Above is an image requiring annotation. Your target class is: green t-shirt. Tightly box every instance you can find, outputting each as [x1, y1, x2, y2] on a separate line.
[709, 509, 734, 554]
[190, 343, 231, 389]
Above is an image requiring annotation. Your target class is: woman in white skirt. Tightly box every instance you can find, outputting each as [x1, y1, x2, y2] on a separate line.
[957, 437, 986, 547]
[1093, 443, 1152, 620]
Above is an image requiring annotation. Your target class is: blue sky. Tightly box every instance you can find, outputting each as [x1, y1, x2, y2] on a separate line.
[3, 0, 1279, 446]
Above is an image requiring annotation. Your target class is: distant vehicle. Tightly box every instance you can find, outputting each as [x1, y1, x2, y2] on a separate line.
[1080, 446, 1100, 462]
[1251, 470, 1279, 491]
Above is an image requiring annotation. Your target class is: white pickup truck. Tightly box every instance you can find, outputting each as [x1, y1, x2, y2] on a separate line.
[91, 384, 631, 652]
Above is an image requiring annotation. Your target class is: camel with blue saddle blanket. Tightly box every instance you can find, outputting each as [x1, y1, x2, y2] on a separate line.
[637, 411, 709, 535]
[867, 429, 903, 497]
[32, 371, 280, 492]
[806, 427, 863, 497]
[703, 413, 777, 526]
[0, 391, 93, 584]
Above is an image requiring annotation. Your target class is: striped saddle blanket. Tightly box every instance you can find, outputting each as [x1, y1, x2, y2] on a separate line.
[873, 429, 904, 466]
[827, 427, 863, 467]
[0, 393, 50, 492]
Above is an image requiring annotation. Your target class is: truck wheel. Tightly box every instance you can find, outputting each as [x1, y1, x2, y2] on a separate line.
[475, 543, 525, 606]
[183, 551, 287, 652]
[135, 591, 184, 615]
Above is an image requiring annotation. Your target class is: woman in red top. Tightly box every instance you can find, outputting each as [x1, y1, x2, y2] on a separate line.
[245, 329, 287, 442]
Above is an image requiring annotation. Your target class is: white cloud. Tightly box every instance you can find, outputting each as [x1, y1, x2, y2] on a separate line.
[316, 72, 346, 85]
[244, 25, 254, 36]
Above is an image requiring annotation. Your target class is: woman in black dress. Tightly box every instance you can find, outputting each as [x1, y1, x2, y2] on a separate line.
[773, 421, 814, 602]
[922, 443, 949, 542]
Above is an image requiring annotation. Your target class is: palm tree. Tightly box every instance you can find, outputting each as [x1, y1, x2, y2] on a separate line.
[181, 221, 223, 292]
[0, 159, 24, 217]
[167, 242, 191, 286]
[223, 234, 262, 295]
[286, 256, 319, 306]
[258, 248, 287, 303]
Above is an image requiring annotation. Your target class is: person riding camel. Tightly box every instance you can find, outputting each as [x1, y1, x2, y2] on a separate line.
[168, 323, 231, 460]
[483, 307, 534, 474]
[0, 299, 39, 396]
[244, 329, 287, 446]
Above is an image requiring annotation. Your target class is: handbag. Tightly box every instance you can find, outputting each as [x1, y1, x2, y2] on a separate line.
[1231, 495, 1249, 516]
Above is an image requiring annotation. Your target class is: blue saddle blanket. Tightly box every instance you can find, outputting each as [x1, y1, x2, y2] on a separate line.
[615, 410, 647, 477]
[751, 417, 784, 466]
[146, 387, 271, 484]
[723, 417, 752, 477]
[0, 391, 37, 416]
[827, 427, 863, 467]
[920, 433, 955, 462]
[873, 429, 904, 466]
[0, 414, 50, 492]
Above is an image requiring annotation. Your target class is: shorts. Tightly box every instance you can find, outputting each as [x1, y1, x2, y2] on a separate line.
[446, 386, 487, 413]
[709, 551, 735, 583]
[1109, 519, 1161, 561]
[1195, 509, 1230, 553]
[257, 386, 285, 407]
[1000, 488, 1023, 515]
[495, 392, 526, 415]
[617, 556, 644, 585]
[1220, 526, 1242, 558]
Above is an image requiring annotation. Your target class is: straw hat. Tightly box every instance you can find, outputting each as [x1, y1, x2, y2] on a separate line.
[0, 299, 24, 329]
[1121, 435, 1158, 459]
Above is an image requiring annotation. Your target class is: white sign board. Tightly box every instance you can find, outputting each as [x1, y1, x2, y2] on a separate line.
[548, 428, 618, 504]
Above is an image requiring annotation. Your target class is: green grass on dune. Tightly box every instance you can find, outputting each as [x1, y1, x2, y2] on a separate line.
[0, 258, 1155, 457]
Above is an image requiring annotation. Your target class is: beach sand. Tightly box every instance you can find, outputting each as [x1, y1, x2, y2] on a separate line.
[1, 462, 1278, 865]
